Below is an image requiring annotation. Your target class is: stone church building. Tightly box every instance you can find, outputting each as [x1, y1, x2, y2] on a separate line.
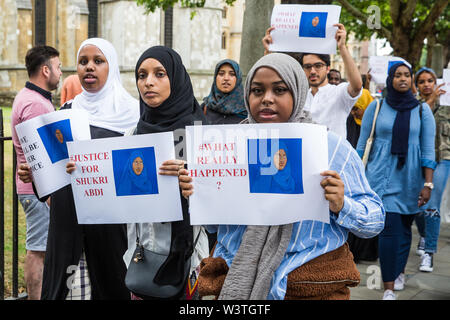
[0, 0, 245, 106]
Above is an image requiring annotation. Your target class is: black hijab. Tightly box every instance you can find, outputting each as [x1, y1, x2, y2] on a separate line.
[385, 62, 420, 169]
[134, 46, 207, 287]
[136, 46, 207, 134]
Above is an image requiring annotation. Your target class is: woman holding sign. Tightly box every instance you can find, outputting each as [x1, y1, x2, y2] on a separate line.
[121, 46, 209, 300]
[356, 62, 436, 300]
[179, 53, 385, 300]
[19, 38, 140, 299]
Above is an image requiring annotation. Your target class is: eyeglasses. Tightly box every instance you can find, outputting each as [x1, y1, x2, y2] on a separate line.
[303, 63, 326, 71]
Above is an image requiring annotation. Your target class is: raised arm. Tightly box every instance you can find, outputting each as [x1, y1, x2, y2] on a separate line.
[262, 26, 275, 56]
[334, 23, 362, 98]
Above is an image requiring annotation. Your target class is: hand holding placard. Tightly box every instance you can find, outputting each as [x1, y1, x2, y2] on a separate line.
[268, 4, 341, 55]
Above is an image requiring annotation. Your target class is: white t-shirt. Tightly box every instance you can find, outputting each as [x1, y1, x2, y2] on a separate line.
[304, 83, 362, 138]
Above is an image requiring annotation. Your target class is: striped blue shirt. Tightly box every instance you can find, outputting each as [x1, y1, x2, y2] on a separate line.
[205, 131, 385, 300]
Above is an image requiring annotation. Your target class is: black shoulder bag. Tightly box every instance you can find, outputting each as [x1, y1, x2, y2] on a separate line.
[125, 224, 201, 299]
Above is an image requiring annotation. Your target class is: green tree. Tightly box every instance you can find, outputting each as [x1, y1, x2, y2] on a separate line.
[135, 0, 448, 71]
[334, 0, 449, 69]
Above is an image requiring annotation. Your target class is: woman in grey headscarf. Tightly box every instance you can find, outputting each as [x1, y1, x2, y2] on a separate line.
[179, 53, 385, 300]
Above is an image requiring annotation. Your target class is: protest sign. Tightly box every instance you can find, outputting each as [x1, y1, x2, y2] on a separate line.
[440, 69, 450, 106]
[14, 109, 91, 198]
[67, 132, 182, 224]
[269, 4, 341, 55]
[186, 123, 329, 226]
[369, 56, 411, 84]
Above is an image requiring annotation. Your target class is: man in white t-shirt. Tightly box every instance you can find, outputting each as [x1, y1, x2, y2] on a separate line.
[263, 24, 362, 138]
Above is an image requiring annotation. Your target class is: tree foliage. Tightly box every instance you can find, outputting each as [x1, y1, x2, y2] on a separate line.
[135, 0, 449, 69]
[334, 0, 449, 69]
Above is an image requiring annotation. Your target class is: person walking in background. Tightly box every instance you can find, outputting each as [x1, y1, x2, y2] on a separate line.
[356, 62, 436, 300]
[262, 24, 362, 139]
[11, 45, 62, 299]
[60, 74, 82, 105]
[201, 59, 247, 125]
[413, 67, 449, 273]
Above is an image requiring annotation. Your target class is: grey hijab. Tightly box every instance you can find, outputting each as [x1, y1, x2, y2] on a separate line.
[244, 52, 312, 124]
[219, 53, 312, 300]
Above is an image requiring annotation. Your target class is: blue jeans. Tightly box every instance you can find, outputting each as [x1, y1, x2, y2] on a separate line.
[415, 160, 450, 253]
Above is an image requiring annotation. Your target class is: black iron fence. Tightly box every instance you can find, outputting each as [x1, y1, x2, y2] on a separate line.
[0, 108, 23, 300]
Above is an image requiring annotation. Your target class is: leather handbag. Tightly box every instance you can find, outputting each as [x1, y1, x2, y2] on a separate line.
[362, 98, 382, 167]
[125, 224, 201, 299]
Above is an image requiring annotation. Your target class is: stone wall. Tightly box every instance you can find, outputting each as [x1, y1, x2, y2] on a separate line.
[0, 0, 90, 107]
[0, 0, 33, 103]
[0, 0, 229, 105]
[98, 0, 221, 101]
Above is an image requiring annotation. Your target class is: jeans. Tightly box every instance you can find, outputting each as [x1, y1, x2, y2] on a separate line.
[415, 160, 450, 253]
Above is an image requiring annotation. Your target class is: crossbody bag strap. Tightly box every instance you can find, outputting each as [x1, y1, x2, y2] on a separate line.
[369, 98, 382, 139]
[135, 223, 202, 251]
[135, 223, 141, 247]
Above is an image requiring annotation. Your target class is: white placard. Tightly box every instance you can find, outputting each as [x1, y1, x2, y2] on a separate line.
[269, 4, 341, 55]
[368, 56, 411, 84]
[14, 109, 91, 198]
[440, 69, 450, 106]
[186, 123, 329, 226]
[67, 132, 182, 224]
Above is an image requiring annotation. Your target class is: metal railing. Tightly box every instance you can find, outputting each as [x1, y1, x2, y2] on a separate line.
[0, 108, 23, 300]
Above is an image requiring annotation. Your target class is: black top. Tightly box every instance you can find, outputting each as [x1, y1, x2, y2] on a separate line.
[134, 46, 207, 289]
[39, 102, 130, 300]
[203, 105, 244, 125]
[346, 114, 361, 149]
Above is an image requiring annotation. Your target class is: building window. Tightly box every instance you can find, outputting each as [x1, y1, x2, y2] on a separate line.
[88, 0, 98, 38]
[222, 7, 227, 19]
[34, 0, 46, 45]
[222, 32, 227, 49]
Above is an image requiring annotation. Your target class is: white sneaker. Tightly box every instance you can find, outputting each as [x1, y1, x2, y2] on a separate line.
[382, 289, 396, 300]
[419, 253, 434, 272]
[416, 237, 425, 256]
[394, 273, 405, 291]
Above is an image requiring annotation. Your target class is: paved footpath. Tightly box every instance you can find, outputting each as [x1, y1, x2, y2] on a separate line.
[350, 221, 450, 300]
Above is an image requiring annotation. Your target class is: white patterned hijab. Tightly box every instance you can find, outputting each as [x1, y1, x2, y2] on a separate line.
[244, 53, 312, 124]
[72, 38, 139, 134]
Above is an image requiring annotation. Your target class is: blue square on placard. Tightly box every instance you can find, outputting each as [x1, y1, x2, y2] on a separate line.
[299, 12, 328, 38]
[112, 147, 159, 197]
[37, 119, 74, 164]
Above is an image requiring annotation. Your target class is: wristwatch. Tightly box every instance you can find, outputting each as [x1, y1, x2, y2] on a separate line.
[424, 182, 434, 190]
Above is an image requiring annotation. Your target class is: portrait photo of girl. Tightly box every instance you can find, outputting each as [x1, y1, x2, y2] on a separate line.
[248, 138, 303, 194]
[37, 119, 74, 163]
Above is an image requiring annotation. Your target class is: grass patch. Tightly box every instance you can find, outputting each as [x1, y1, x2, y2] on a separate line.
[1, 106, 27, 299]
